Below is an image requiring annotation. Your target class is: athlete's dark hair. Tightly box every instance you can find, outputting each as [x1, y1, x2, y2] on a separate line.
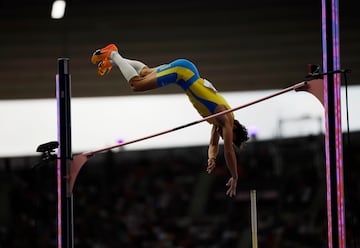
[233, 119, 249, 150]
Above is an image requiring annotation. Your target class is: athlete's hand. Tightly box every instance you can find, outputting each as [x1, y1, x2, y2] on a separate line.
[207, 157, 216, 174]
[226, 177, 237, 197]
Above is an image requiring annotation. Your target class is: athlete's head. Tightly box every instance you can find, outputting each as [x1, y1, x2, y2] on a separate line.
[233, 120, 249, 150]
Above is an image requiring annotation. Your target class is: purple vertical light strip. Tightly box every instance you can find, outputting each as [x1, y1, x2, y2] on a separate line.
[332, 0, 346, 247]
[322, 1, 333, 247]
[323, 0, 345, 247]
[56, 75, 62, 248]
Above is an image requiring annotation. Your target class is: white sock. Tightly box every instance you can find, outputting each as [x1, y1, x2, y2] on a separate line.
[110, 51, 139, 82]
[124, 59, 147, 74]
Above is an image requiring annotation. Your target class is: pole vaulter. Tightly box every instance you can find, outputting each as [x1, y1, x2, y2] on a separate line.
[68, 77, 326, 192]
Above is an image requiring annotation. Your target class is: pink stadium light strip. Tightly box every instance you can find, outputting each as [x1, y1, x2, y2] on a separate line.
[322, 0, 345, 247]
[56, 75, 62, 248]
[332, 0, 346, 246]
[321, 2, 332, 243]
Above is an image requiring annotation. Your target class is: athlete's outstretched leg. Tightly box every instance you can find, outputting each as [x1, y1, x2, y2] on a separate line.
[91, 44, 162, 91]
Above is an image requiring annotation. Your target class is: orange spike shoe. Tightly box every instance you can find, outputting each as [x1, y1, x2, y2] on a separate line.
[91, 43, 118, 65]
[97, 59, 113, 76]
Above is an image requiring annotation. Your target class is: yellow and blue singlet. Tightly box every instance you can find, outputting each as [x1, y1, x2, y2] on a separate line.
[156, 59, 233, 124]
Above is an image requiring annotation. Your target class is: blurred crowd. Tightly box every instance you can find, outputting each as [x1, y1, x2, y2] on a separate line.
[0, 134, 359, 248]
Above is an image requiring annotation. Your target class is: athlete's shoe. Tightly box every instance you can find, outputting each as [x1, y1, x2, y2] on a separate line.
[97, 59, 113, 76]
[91, 43, 118, 65]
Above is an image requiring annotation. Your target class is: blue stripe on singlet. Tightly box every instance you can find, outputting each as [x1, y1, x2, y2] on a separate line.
[177, 74, 199, 91]
[157, 73, 177, 87]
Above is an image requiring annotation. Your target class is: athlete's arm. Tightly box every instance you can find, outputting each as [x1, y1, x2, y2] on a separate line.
[219, 114, 238, 197]
[207, 125, 220, 174]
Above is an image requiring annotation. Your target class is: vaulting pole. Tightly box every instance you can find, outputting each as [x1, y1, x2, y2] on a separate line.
[321, 0, 346, 247]
[56, 58, 74, 248]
